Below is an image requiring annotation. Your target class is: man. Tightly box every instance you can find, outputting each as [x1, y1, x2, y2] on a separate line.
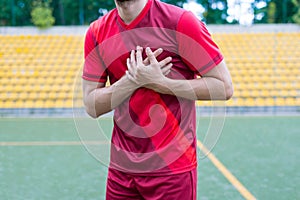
[82, 0, 233, 199]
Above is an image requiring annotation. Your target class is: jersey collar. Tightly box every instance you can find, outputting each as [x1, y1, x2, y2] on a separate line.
[117, 0, 153, 30]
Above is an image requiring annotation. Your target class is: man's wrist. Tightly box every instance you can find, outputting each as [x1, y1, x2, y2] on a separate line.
[121, 73, 140, 91]
[146, 76, 170, 94]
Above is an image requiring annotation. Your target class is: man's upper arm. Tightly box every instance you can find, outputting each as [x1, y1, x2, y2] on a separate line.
[82, 26, 108, 105]
[177, 11, 223, 76]
[201, 60, 233, 99]
[82, 79, 105, 100]
[201, 60, 231, 81]
[82, 26, 108, 83]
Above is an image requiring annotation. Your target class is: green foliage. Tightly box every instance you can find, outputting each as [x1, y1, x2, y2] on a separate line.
[161, 0, 187, 7]
[267, 0, 296, 23]
[31, 0, 55, 28]
[291, 0, 300, 24]
[0, 0, 32, 26]
[267, 2, 276, 23]
[51, 0, 115, 25]
[197, 0, 228, 24]
[0, 0, 10, 25]
[1, 0, 300, 26]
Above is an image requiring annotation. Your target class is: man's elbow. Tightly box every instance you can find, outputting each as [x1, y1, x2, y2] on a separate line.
[85, 106, 99, 119]
[225, 83, 234, 100]
[85, 102, 110, 119]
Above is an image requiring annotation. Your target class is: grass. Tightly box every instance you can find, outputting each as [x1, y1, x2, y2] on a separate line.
[0, 116, 299, 199]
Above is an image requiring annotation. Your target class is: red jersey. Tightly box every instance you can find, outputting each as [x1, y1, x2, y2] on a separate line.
[83, 0, 223, 175]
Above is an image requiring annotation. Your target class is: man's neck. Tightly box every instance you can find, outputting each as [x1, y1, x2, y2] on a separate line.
[116, 0, 148, 24]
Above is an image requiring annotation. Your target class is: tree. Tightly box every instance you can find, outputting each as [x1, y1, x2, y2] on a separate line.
[291, 0, 300, 24]
[267, 2, 276, 23]
[31, 0, 55, 28]
[0, 0, 11, 25]
[243, 0, 298, 24]
[0, 0, 33, 26]
[267, 0, 295, 23]
[51, 0, 115, 25]
[197, 0, 228, 24]
[161, 0, 187, 7]
[1, 0, 299, 26]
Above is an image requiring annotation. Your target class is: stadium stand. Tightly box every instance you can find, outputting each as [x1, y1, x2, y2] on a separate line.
[200, 32, 300, 108]
[0, 26, 299, 116]
[0, 35, 83, 110]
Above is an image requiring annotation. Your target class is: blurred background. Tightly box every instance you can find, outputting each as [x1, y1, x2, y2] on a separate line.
[0, 0, 299, 199]
[0, 0, 299, 116]
[0, 0, 299, 26]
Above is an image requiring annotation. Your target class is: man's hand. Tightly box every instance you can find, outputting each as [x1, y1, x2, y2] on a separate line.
[126, 46, 172, 86]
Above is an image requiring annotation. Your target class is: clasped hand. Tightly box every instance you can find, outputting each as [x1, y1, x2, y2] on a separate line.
[126, 46, 173, 87]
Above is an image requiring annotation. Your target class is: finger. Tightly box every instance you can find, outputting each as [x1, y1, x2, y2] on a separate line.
[154, 48, 163, 57]
[127, 58, 133, 73]
[130, 50, 136, 66]
[136, 46, 143, 65]
[146, 47, 158, 65]
[164, 69, 171, 76]
[143, 48, 163, 65]
[159, 56, 172, 68]
[127, 58, 137, 78]
[161, 63, 173, 75]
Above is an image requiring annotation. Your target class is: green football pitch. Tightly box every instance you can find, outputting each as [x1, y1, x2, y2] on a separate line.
[0, 116, 299, 200]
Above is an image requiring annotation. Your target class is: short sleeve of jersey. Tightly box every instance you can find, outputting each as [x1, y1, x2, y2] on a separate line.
[82, 26, 108, 83]
[177, 11, 223, 76]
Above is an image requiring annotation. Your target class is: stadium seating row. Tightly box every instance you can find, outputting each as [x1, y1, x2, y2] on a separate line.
[0, 32, 299, 108]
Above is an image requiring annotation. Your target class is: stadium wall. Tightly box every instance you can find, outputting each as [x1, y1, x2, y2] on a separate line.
[0, 24, 299, 117]
[0, 24, 299, 35]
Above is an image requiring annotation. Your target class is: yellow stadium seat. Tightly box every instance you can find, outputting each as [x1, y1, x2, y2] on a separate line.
[244, 98, 256, 106]
[1, 33, 299, 109]
[7, 93, 18, 100]
[27, 92, 37, 100]
[295, 98, 300, 106]
[235, 98, 246, 106]
[23, 100, 35, 108]
[225, 98, 236, 106]
[35, 100, 45, 108]
[48, 92, 57, 99]
[255, 98, 266, 106]
[39, 92, 48, 100]
[56, 92, 66, 99]
[285, 97, 296, 106]
[3, 101, 15, 108]
[15, 100, 25, 108]
[44, 100, 56, 108]
[261, 90, 271, 97]
[265, 98, 275, 106]
[275, 98, 286, 106]
[289, 90, 297, 97]
[196, 101, 213, 107]
[18, 92, 28, 100]
[52, 85, 61, 92]
[250, 90, 260, 97]
[64, 100, 73, 108]
[55, 100, 65, 107]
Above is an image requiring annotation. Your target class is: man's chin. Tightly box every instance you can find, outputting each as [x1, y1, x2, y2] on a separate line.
[115, 0, 137, 6]
[116, 0, 134, 2]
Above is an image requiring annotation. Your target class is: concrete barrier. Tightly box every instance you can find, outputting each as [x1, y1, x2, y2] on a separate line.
[0, 24, 299, 35]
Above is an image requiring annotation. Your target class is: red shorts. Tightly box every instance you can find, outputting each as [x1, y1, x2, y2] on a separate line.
[106, 168, 197, 200]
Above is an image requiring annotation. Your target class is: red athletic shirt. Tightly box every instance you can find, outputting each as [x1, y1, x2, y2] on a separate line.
[83, 0, 223, 175]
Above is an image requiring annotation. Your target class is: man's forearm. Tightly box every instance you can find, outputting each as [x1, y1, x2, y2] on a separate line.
[84, 76, 139, 118]
[125, 48, 233, 101]
[148, 76, 232, 101]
